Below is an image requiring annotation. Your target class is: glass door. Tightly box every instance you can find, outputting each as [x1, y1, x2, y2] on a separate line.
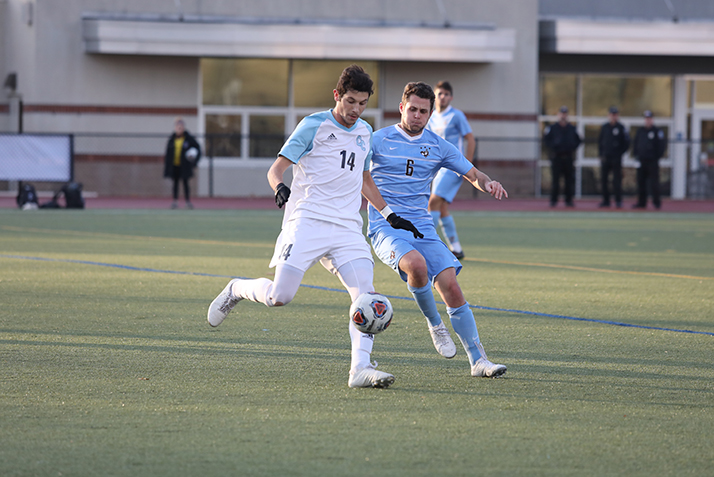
[689, 111, 714, 197]
[690, 111, 714, 172]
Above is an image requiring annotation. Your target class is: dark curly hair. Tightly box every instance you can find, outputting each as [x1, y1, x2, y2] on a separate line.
[335, 65, 374, 98]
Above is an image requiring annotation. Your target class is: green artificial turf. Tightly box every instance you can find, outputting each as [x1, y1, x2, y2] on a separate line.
[1, 209, 712, 476]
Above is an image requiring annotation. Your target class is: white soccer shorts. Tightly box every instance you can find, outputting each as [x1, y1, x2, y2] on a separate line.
[269, 217, 373, 274]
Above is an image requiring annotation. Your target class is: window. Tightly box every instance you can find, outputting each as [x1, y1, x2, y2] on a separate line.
[582, 76, 672, 117]
[249, 116, 285, 158]
[694, 80, 714, 108]
[201, 59, 381, 159]
[583, 124, 600, 159]
[205, 114, 242, 157]
[293, 60, 380, 108]
[540, 75, 576, 116]
[202, 58, 288, 107]
[539, 73, 674, 198]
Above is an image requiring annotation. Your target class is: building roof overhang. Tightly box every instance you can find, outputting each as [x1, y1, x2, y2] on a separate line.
[82, 14, 516, 63]
[540, 19, 714, 56]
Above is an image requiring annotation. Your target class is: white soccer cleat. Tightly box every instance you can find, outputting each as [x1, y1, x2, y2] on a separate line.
[470, 343, 507, 378]
[348, 362, 395, 388]
[207, 279, 242, 327]
[429, 322, 457, 358]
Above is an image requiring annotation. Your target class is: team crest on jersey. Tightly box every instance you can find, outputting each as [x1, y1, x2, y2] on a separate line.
[356, 135, 366, 151]
[390, 251, 395, 260]
[420, 146, 430, 158]
[327, 133, 338, 141]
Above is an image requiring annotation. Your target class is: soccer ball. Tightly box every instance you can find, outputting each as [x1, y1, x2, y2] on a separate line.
[350, 292, 393, 334]
[186, 147, 199, 161]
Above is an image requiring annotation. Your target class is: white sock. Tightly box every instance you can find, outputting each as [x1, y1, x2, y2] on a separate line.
[232, 278, 272, 304]
[450, 241, 463, 254]
[349, 321, 374, 371]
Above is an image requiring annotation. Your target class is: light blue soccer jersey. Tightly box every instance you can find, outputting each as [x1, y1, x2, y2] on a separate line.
[278, 110, 372, 229]
[367, 124, 472, 236]
[427, 105, 472, 153]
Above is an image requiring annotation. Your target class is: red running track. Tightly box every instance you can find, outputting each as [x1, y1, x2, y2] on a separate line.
[2, 196, 713, 213]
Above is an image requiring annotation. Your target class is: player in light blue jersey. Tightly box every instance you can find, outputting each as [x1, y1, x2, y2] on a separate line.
[427, 81, 476, 259]
[207, 66, 421, 389]
[369, 82, 508, 378]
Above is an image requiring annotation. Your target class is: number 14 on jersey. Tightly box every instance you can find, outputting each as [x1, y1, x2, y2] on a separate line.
[340, 150, 356, 171]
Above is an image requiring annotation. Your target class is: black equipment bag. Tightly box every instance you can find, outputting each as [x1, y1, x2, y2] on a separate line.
[16, 183, 39, 209]
[61, 182, 85, 209]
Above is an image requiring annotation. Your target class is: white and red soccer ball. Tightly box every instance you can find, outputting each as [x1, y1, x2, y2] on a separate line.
[350, 292, 393, 334]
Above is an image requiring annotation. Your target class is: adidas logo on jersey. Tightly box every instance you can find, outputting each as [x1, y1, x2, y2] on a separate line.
[327, 133, 338, 141]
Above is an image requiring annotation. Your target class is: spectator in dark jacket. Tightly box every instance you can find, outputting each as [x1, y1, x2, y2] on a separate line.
[164, 118, 202, 209]
[543, 106, 581, 207]
[632, 110, 667, 210]
[598, 106, 630, 208]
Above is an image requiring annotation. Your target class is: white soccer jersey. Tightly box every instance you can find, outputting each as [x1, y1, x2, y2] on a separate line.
[427, 105, 472, 153]
[368, 124, 472, 235]
[278, 110, 373, 229]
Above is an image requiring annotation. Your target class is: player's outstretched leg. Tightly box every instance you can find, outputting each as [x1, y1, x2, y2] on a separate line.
[207, 276, 276, 326]
[207, 278, 243, 327]
[448, 303, 506, 378]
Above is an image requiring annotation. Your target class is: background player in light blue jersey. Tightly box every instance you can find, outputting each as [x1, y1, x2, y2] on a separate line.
[207, 66, 421, 389]
[369, 82, 508, 378]
[427, 81, 476, 259]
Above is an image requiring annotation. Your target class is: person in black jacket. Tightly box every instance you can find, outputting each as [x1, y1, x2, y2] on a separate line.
[632, 110, 667, 209]
[598, 106, 630, 208]
[164, 118, 202, 209]
[543, 106, 581, 207]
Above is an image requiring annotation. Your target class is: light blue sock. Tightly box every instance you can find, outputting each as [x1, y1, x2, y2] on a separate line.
[429, 210, 441, 231]
[447, 303, 482, 366]
[440, 215, 460, 249]
[407, 283, 442, 327]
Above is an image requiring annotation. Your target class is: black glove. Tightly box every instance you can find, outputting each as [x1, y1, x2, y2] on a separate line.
[275, 183, 290, 208]
[386, 213, 423, 239]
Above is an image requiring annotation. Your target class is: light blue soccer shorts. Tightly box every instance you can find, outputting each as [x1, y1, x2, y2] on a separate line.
[370, 225, 462, 284]
[431, 168, 464, 203]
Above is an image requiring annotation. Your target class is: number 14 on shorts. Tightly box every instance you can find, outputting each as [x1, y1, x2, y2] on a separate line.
[279, 243, 293, 261]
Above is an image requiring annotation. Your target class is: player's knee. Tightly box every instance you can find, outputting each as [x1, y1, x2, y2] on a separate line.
[267, 290, 295, 307]
[405, 263, 429, 288]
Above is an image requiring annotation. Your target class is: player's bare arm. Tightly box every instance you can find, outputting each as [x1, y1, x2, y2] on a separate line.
[361, 171, 388, 211]
[464, 132, 477, 163]
[464, 167, 508, 200]
[268, 155, 294, 208]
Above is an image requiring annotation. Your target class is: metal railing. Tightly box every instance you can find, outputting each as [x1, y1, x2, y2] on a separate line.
[1, 132, 712, 199]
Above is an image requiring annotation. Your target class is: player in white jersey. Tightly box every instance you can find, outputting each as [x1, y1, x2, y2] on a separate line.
[369, 82, 508, 378]
[206, 65, 421, 389]
[427, 81, 476, 260]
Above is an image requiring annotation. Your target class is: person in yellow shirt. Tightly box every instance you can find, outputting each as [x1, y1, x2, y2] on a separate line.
[163, 118, 202, 209]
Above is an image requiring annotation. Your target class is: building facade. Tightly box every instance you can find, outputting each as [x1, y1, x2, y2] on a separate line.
[2, 0, 714, 199]
[0, 0, 538, 198]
